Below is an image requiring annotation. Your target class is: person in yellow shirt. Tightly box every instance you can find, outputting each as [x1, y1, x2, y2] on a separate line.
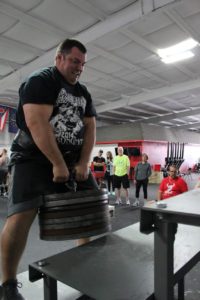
[113, 146, 130, 205]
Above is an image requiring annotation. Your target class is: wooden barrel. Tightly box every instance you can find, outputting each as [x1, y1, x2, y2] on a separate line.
[38, 188, 111, 240]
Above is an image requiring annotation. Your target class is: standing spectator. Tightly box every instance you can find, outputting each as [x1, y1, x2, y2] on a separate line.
[105, 151, 114, 195]
[133, 153, 152, 206]
[157, 165, 188, 200]
[113, 146, 130, 205]
[0, 148, 9, 196]
[93, 149, 106, 186]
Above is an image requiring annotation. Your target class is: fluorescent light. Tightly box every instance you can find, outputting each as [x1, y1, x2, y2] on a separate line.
[161, 51, 194, 64]
[158, 38, 198, 58]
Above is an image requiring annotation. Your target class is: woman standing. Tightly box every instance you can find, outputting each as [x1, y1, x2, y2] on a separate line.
[134, 153, 151, 206]
[105, 151, 115, 195]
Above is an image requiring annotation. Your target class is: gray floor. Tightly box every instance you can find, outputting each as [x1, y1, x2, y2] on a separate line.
[0, 173, 199, 299]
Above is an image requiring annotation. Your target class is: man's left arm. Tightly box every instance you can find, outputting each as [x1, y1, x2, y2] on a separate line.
[127, 156, 130, 175]
[75, 116, 96, 181]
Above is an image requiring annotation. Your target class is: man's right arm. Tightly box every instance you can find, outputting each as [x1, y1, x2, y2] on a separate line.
[23, 103, 69, 182]
[157, 190, 162, 201]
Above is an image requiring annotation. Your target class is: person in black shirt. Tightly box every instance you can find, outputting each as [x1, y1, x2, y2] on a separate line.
[92, 149, 106, 186]
[0, 39, 107, 300]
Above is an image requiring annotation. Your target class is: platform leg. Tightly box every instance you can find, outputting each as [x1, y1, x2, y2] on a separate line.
[43, 276, 57, 300]
[154, 219, 177, 300]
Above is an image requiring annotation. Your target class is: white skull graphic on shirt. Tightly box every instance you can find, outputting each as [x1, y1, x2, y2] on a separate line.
[50, 88, 86, 146]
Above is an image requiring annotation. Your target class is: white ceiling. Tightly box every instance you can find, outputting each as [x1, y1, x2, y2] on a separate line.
[1, 0, 200, 132]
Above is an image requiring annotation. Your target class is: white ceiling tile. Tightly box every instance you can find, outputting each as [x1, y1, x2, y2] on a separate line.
[91, 78, 124, 91]
[146, 24, 188, 48]
[133, 78, 166, 90]
[0, 64, 13, 76]
[0, 12, 17, 34]
[90, 0, 135, 14]
[127, 12, 172, 37]
[175, 0, 200, 18]
[154, 69, 191, 84]
[113, 42, 152, 64]
[148, 63, 174, 75]
[138, 103, 168, 114]
[80, 68, 101, 83]
[86, 50, 98, 61]
[4, 23, 62, 50]
[121, 72, 147, 82]
[185, 12, 200, 36]
[93, 31, 131, 51]
[87, 86, 118, 100]
[180, 58, 200, 76]
[2, 0, 42, 12]
[86, 56, 124, 74]
[30, 0, 98, 34]
[0, 43, 36, 63]
[138, 56, 161, 69]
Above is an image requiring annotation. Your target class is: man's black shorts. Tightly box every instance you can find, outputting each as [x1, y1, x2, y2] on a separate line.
[7, 160, 98, 217]
[114, 174, 130, 189]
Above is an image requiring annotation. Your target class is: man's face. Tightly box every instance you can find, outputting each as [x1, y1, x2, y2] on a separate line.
[168, 167, 177, 179]
[118, 148, 123, 156]
[56, 47, 86, 85]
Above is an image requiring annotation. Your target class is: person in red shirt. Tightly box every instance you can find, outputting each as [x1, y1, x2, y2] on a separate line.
[157, 165, 188, 200]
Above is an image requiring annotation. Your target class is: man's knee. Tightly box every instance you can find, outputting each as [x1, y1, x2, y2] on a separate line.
[4, 209, 37, 234]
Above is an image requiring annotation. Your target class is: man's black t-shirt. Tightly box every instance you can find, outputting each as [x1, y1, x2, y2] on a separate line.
[11, 66, 96, 163]
[93, 156, 105, 172]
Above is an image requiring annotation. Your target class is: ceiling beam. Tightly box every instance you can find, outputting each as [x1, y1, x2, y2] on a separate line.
[142, 101, 170, 111]
[96, 77, 200, 113]
[141, 107, 200, 124]
[172, 122, 200, 129]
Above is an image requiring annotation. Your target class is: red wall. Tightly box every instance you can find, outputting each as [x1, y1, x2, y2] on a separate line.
[143, 141, 200, 172]
[97, 140, 200, 173]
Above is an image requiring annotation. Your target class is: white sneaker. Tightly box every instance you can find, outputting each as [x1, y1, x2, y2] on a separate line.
[132, 199, 139, 207]
[126, 199, 130, 205]
[115, 198, 122, 205]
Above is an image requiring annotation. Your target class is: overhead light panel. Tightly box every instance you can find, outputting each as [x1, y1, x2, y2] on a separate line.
[158, 38, 198, 64]
[161, 51, 194, 64]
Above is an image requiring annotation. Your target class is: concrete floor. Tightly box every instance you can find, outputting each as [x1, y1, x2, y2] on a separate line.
[0, 173, 199, 299]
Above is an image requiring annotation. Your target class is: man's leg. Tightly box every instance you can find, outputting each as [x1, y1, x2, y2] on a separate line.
[143, 179, 148, 199]
[133, 180, 141, 206]
[124, 188, 130, 205]
[115, 188, 122, 204]
[1, 208, 37, 283]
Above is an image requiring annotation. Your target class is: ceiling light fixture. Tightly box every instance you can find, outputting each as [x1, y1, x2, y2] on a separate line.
[161, 51, 194, 64]
[158, 38, 198, 64]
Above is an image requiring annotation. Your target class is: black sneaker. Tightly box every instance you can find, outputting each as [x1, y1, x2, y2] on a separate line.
[1, 279, 25, 300]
